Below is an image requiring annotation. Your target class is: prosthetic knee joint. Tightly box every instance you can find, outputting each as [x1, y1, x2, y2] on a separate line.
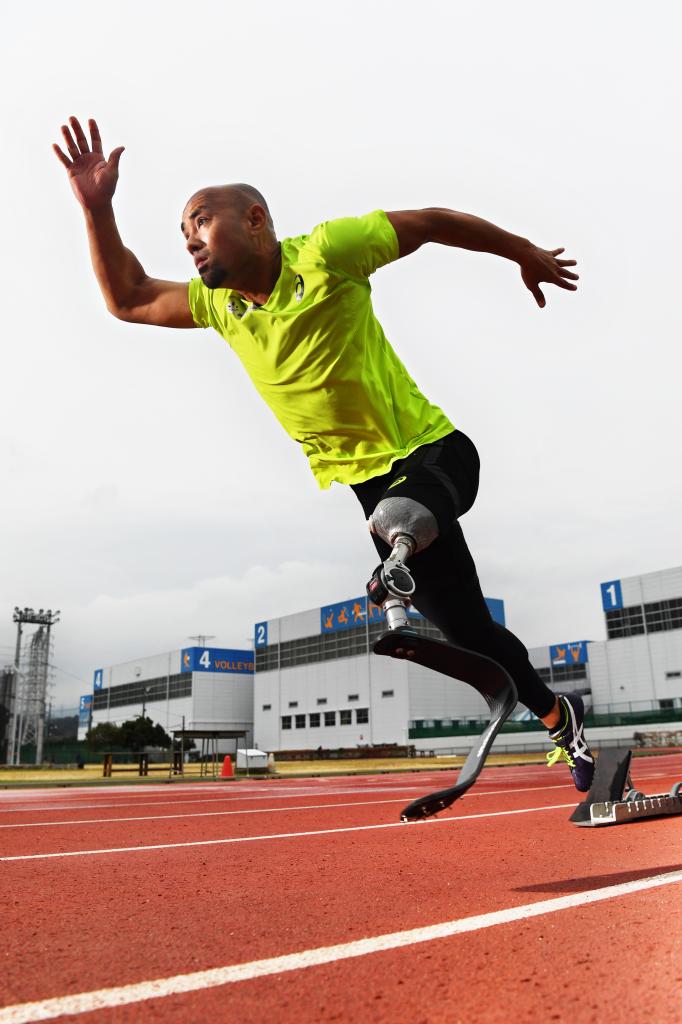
[365, 497, 439, 630]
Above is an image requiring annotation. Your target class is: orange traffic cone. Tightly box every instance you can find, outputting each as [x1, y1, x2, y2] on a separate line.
[220, 755, 233, 778]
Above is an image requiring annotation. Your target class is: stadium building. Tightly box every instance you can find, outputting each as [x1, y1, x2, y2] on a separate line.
[82, 565, 682, 756]
[84, 645, 254, 747]
[252, 592, 508, 752]
[253, 566, 682, 753]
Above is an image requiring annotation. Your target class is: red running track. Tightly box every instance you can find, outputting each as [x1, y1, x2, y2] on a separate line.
[1, 755, 681, 1023]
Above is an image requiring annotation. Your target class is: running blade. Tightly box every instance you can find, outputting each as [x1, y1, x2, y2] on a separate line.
[401, 785, 462, 821]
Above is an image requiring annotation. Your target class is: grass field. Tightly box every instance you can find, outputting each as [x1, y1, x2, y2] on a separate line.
[5, 747, 678, 787]
[0, 752, 556, 786]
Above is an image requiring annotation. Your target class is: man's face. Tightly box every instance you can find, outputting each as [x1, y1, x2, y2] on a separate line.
[181, 191, 252, 289]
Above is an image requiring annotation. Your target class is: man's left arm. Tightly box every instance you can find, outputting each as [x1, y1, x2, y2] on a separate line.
[385, 208, 578, 308]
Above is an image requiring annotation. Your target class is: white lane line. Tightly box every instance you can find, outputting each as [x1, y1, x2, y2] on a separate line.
[0, 784, 578, 830]
[0, 803, 575, 861]
[0, 798, 412, 828]
[1, 868, 680, 1023]
[2, 761, 679, 814]
[0, 787, 430, 815]
[1, 766, 678, 823]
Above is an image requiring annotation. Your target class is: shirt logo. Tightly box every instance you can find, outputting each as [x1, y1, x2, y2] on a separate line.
[227, 301, 245, 319]
[388, 475, 407, 489]
[294, 274, 305, 303]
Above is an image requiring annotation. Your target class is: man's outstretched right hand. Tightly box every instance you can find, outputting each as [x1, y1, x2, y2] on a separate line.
[53, 116, 124, 210]
[52, 115, 194, 328]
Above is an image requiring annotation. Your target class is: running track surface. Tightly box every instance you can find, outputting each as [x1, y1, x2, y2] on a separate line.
[1, 755, 682, 1024]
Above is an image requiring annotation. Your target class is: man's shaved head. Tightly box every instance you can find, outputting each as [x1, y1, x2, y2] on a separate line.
[183, 183, 274, 230]
[181, 183, 279, 292]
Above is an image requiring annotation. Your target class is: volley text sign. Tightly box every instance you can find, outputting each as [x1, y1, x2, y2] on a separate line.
[181, 647, 254, 674]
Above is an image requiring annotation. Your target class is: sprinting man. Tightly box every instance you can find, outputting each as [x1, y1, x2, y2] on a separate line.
[54, 116, 594, 790]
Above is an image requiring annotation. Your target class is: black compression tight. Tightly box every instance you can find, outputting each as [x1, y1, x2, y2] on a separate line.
[351, 431, 557, 719]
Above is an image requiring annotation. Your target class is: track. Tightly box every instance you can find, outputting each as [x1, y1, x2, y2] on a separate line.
[1, 755, 681, 1023]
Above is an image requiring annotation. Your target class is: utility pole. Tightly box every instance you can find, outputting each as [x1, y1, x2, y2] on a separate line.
[188, 635, 216, 648]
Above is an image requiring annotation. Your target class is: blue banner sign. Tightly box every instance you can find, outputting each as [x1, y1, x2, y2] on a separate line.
[93, 669, 103, 691]
[181, 647, 254, 674]
[79, 694, 93, 726]
[321, 596, 505, 633]
[600, 579, 624, 612]
[550, 641, 589, 666]
[485, 598, 506, 628]
[254, 622, 268, 648]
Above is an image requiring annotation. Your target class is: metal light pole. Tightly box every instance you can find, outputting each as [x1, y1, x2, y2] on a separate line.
[6, 614, 24, 764]
[8, 607, 60, 765]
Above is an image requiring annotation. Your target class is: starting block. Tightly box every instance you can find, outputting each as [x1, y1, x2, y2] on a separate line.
[570, 748, 682, 827]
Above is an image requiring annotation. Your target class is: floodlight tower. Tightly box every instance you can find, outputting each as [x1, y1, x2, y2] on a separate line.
[8, 607, 60, 765]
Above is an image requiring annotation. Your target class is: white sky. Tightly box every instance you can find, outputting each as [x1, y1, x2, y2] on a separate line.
[1, 1, 680, 708]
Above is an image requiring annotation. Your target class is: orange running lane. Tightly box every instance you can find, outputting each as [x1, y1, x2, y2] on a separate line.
[1, 764, 681, 1021]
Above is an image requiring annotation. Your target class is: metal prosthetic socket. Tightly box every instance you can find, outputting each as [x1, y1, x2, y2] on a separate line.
[366, 497, 438, 631]
[364, 496, 518, 823]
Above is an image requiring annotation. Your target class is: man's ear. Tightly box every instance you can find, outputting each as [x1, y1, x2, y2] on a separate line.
[247, 204, 267, 231]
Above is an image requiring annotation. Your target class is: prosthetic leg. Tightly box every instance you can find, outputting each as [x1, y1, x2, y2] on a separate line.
[365, 497, 518, 822]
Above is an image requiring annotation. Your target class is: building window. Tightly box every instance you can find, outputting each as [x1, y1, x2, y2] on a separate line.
[288, 701, 298, 708]
[356, 708, 369, 724]
[659, 698, 674, 710]
[605, 605, 646, 640]
[295, 714, 306, 728]
[324, 711, 336, 727]
[281, 716, 292, 730]
[606, 597, 682, 639]
[550, 664, 588, 684]
[262, 704, 272, 711]
[645, 597, 682, 634]
[665, 671, 681, 679]
[92, 672, 192, 711]
[255, 645, 279, 672]
[316, 698, 328, 705]
[381, 689, 394, 698]
[309, 713, 321, 728]
[255, 617, 446, 671]
[339, 709, 352, 725]
[347, 693, 359, 701]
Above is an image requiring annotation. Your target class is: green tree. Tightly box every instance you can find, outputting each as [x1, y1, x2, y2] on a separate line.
[118, 715, 171, 752]
[86, 721, 122, 750]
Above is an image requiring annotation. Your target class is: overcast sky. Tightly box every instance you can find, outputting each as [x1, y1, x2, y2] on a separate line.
[1, 1, 680, 709]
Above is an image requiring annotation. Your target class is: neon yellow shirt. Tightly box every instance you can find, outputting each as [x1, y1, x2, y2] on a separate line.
[188, 210, 454, 489]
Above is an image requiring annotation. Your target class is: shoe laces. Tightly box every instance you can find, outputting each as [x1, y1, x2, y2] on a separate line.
[546, 745, 575, 769]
